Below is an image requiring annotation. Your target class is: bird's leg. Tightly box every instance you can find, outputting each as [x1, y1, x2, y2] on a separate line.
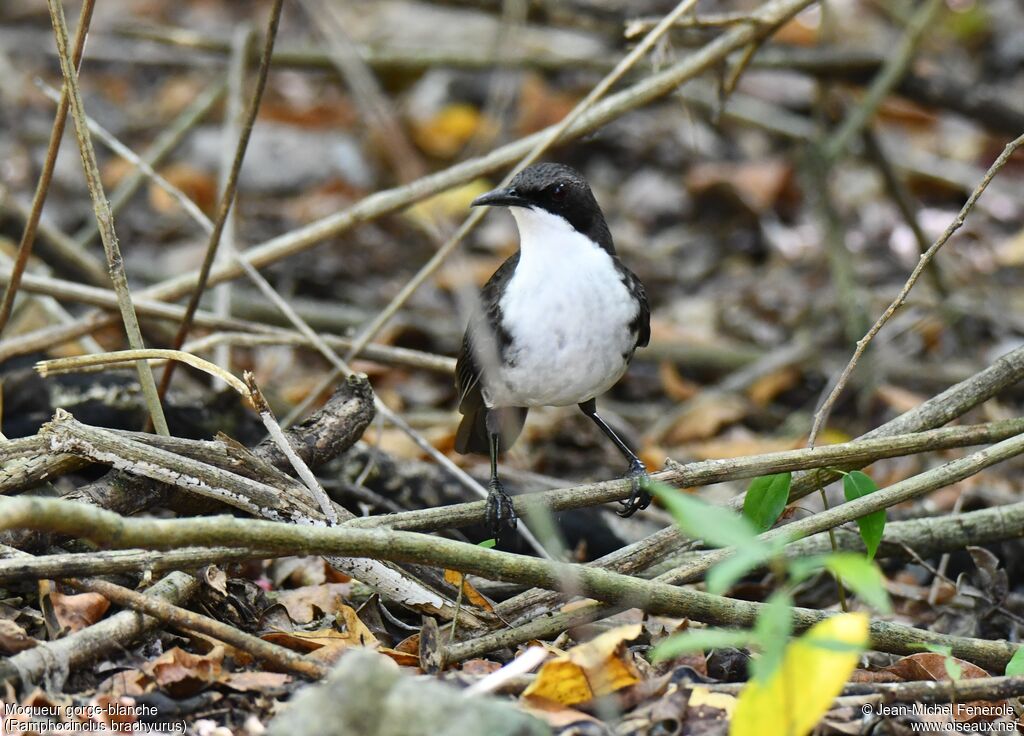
[578, 398, 650, 517]
[485, 409, 518, 538]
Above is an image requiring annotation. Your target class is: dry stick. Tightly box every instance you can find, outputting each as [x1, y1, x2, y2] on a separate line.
[0, 496, 1017, 672]
[0, 255, 455, 375]
[13, 493, 1024, 584]
[157, 0, 284, 401]
[345, 418, 1024, 531]
[11, 0, 820, 354]
[807, 132, 1024, 447]
[651, 498, 1024, 578]
[0, 546, 273, 583]
[34, 410, 488, 629]
[36, 350, 337, 524]
[9, 430, 1024, 584]
[0, 0, 95, 335]
[0, 571, 197, 687]
[45, 0, 169, 436]
[68, 577, 328, 679]
[821, 0, 943, 163]
[245, 372, 337, 524]
[212, 25, 253, 373]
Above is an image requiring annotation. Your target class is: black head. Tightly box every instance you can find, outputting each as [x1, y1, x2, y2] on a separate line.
[471, 163, 615, 253]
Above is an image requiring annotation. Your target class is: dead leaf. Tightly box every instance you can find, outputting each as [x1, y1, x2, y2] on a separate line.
[443, 570, 495, 612]
[272, 583, 352, 624]
[263, 604, 378, 664]
[219, 671, 291, 692]
[412, 104, 487, 158]
[50, 591, 110, 633]
[747, 366, 801, 406]
[150, 162, 217, 215]
[658, 362, 699, 401]
[146, 646, 224, 697]
[522, 624, 643, 707]
[884, 652, 989, 681]
[665, 394, 747, 444]
[686, 159, 793, 214]
[0, 618, 38, 654]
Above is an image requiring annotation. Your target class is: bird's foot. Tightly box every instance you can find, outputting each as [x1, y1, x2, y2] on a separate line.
[617, 459, 651, 518]
[486, 479, 518, 539]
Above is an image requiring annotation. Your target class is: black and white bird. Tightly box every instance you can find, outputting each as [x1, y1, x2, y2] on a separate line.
[455, 163, 651, 536]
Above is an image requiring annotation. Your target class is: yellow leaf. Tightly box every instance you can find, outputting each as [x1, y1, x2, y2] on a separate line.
[412, 104, 485, 158]
[522, 624, 641, 706]
[407, 179, 492, 228]
[731, 613, 868, 736]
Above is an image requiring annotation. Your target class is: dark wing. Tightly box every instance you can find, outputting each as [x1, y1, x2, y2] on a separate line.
[454, 253, 528, 455]
[619, 261, 650, 350]
[454, 251, 519, 413]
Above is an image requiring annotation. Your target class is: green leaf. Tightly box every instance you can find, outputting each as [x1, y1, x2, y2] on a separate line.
[750, 591, 792, 681]
[650, 628, 753, 661]
[706, 536, 788, 595]
[650, 482, 759, 548]
[1006, 647, 1024, 676]
[477, 539, 497, 549]
[742, 473, 792, 532]
[842, 471, 886, 560]
[823, 553, 893, 614]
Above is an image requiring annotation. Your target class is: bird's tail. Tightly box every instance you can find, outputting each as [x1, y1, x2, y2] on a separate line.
[454, 407, 527, 455]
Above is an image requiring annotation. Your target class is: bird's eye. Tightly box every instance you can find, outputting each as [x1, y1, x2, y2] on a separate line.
[550, 183, 567, 202]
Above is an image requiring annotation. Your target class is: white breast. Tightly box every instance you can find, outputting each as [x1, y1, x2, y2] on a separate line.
[482, 207, 638, 408]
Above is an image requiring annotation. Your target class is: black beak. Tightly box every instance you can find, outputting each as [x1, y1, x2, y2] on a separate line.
[471, 186, 531, 209]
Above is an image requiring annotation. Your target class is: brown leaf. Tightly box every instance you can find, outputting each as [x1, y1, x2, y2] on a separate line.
[884, 652, 989, 681]
[272, 583, 352, 624]
[150, 162, 217, 215]
[747, 366, 801, 406]
[50, 591, 110, 633]
[665, 394, 747, 444]
[658, 362, 699, 401]
[0, 618, 38, 654]
[686, 159, 793, 214]
[443, 570, 495, 612]
[145, 646, 224, 697]
[522, 624, 642, 707]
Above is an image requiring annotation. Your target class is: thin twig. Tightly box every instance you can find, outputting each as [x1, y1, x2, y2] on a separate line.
[0, 0, 95, 336]
[45, 0, 169, 435]
[807, 132, 1024, 447]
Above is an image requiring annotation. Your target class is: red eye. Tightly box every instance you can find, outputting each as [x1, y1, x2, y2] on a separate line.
[551, 183, 567, 201]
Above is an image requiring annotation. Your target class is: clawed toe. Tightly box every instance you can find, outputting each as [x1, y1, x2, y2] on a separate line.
[617, 461, 651, 518]
[486, 481, 518, 539]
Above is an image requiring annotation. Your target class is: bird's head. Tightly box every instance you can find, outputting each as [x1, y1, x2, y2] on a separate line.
[471, 163, 613, 252]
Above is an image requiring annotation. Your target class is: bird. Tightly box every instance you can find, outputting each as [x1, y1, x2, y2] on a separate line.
[454, 162, 650, 537]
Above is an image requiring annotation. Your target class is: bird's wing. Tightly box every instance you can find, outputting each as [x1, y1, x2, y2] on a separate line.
[455, 252, 521, 413]
[618, 261, 650, 350]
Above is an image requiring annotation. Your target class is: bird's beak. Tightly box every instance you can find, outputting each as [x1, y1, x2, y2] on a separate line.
[471, 186, 531, 209]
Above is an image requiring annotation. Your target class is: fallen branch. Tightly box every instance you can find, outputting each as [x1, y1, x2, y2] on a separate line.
[0, 496, 1016, 672]
[0, 570, 197, 687]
